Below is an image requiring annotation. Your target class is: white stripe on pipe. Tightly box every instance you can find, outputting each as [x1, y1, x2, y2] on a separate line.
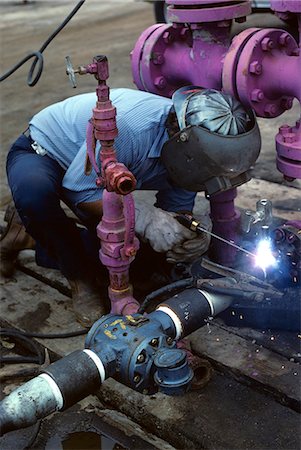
[39, 373, 64, 410]
[156, 305, 183, 340]
[83, 349, 106, 383]
[198, 290, 215, 316]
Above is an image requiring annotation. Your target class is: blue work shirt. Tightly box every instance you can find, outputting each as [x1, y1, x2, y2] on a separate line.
[29, 88, 196, 212]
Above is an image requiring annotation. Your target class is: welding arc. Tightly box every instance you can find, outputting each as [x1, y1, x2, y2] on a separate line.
[176, 214, 256, 259]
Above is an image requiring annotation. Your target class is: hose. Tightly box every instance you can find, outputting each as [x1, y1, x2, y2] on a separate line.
[138, 277, 194, 314]
[0, 329, 44, 364]
[0, 327, 88, 365]
[0, 0, 86, 86]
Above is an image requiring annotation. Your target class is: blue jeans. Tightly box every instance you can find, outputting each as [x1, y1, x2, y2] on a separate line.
[6, 135, 101, 280]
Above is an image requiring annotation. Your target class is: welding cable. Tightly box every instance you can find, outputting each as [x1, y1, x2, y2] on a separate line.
[0, 327, 88, 365]
[0, 329, 44, 364]
[138, 277, 194, 314]
[0, 0, 86, 86]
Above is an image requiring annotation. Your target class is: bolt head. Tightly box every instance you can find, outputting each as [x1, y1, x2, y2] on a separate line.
[133, 375, 141, 383]
[283, 132, 296, 143]
[251, 89, 264, 102]
[281, 96, 294, 110]
[279, 124, 291, 135]
[279, 32, 292, 47]
[167, 337, 174, 345]
[137, 353, 145, 363]
[152, 52, 164, 65]
[151, 338, 159, 346]
[264, 103, 278, 117]
[261, 37, 274, 51]
[154, 76, 167, 89]
[249, 61, 262, 75]
[163, 31, 173, 44]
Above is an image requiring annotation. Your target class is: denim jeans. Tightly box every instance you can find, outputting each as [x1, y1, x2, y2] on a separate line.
[6, 134, 101, 280]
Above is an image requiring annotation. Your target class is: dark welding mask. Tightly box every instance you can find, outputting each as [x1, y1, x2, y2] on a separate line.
[161, 86, 261, 195]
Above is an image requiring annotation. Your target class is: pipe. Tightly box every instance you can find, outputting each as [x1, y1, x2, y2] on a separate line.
[131, 0, 301, 263]
[0, 287, 232, 436]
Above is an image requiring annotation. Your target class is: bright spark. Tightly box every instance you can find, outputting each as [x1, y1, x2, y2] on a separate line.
[254, 238, 277, 273]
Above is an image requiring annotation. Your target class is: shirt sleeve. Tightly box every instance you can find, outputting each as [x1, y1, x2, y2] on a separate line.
[155, 186, 196, 213]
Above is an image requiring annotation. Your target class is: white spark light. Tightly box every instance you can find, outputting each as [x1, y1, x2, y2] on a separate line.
[254, 238, 277, 272]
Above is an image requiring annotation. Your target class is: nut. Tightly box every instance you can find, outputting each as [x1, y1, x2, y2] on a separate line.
[261, 37, 274, 51]
[264, 103, 278, 117]
[279, 32, 292, 47]
[137, 353, 145, 363]
[249, 61, 262, 75]
[152, 52, 165, 65]
[154, 76, 167, 89]
[163, 31, 173, 44]
[251, 89, 264, 102]
[283, 132, 296, 143]
[133, 374, 141, 383]
[281, 96, 294, 110]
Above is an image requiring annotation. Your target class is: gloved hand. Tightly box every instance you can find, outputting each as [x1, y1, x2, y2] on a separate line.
[166, 213, 211, 264]
[135, 201, 196, 253]
[135, 200, 212, 262]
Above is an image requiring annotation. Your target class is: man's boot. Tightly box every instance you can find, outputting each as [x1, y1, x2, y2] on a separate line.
[68, 278, 108, 328]
[0, 204, 35, 277]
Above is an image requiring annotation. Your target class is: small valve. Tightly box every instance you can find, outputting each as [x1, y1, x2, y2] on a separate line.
[243, 199, 273, 234]
[65, 56, 78, 88]
[65, 56, 90, 88]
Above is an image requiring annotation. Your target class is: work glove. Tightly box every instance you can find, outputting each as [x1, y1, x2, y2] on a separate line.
[135, 200, 211, 262]
[166, 213, 211, 264]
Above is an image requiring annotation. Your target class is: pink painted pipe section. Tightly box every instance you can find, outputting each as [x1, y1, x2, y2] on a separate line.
[131, 1, 301, 264]
[97, 190, 140, 315]
[85, 55, 140, 315]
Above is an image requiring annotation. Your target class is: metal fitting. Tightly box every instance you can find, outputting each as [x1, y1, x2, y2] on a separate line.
[137, 353, 145, 363]
[163, 31, 173, 44]
[264, 103, 278, 117]
[279, 32, 292, 47]
[279, 124, 292, 135]
[283, 132, 296, 143]
[261, 37, 274, 51]
[249, 61, 262, 75]
[133, 374, 141, 383]
[152, 53, 165, 65]
[151, 338, 159, 347]
[154, 76, 167, 89]
[180, 132, 188, 142]
[281, 96, 294, 110]
[251, 89, 264, 102]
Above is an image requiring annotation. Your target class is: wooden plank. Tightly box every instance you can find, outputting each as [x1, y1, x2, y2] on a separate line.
[189, 323, 300, 412]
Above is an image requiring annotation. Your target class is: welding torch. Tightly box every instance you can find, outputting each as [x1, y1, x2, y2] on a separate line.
[176, 213, 256, 259]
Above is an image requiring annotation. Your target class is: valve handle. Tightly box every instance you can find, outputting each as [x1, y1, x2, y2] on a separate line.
[65, 55, 77, 88]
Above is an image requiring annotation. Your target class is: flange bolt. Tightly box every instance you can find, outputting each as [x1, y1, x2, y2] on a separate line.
[261, 37, 274, 51]
[249, 61, 262, 75]
[154, 76, 167, 89]
[279, 33, 292, 47]
[251, 89, 264, 102]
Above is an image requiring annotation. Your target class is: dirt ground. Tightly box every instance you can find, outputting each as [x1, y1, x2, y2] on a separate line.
[0, 0, 300, 211]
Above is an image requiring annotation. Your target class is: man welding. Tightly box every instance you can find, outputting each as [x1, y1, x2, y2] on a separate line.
[0, 86, 261, 327]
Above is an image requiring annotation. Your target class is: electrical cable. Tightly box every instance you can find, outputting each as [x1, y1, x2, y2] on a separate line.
[138, 277, 194, 314]
[0, 329, 45, 364]
[0, 327, 88, 365]
[0, 0, 86, 86]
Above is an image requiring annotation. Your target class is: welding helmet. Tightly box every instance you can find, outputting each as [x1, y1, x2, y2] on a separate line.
[161, 86, 261, 195]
